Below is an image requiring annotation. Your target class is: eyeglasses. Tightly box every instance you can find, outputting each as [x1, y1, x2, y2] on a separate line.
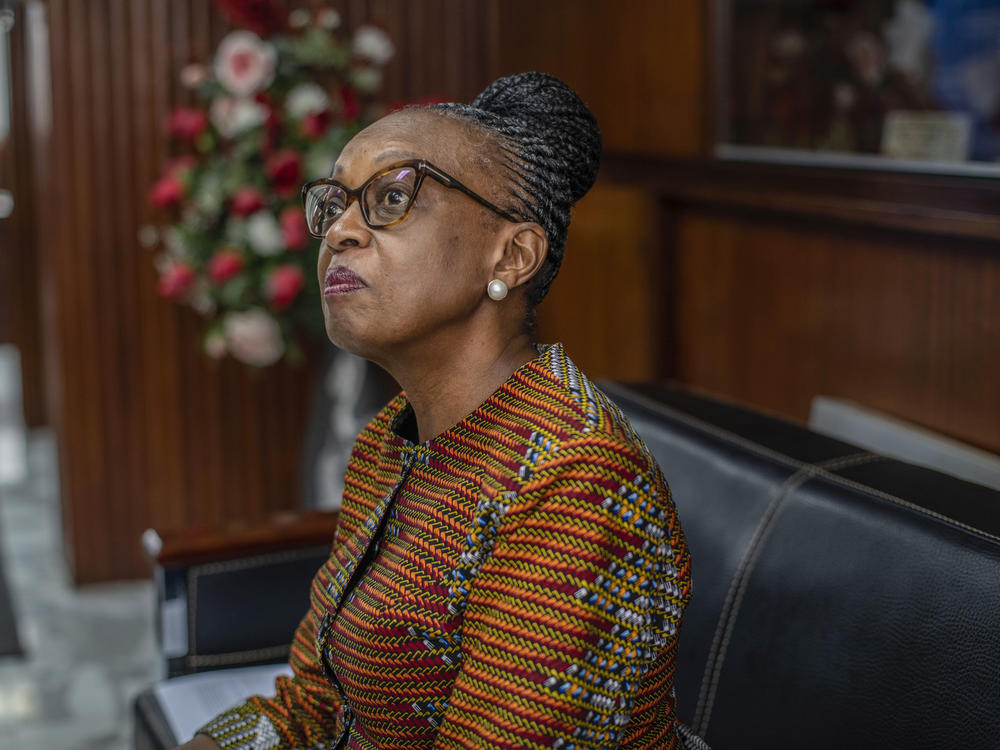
[301, 159, 522, 237]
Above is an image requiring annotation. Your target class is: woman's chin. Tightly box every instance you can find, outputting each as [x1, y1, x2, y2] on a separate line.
[324, 321, 380, 362]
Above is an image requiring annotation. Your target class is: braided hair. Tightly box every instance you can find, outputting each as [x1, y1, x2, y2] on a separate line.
[426, 72, 602, 306]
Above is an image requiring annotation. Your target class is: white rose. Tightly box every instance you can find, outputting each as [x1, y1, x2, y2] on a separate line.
[285, 83, 330, 119]
[223, 309, 284, 367]
[247, 211, 285, 256]
[288, 9, 311, 29]
[318, 9, 341, 30]
[352, 25, 394, 65]
[209, 96, 268, 138]
[214, 31, 277, 97]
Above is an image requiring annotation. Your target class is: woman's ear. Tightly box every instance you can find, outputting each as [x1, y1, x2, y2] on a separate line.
[493, 223, 548, 291]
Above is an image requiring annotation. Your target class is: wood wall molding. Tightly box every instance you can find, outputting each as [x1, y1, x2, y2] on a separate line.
[604, 154, 1000, 243]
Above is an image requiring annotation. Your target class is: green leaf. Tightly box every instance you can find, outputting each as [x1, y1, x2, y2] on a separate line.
[288, 27, 350, 68]
[219, 274, 252, 307]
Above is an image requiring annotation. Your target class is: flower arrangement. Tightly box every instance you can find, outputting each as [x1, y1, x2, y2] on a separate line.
[148, 0, 394, 367]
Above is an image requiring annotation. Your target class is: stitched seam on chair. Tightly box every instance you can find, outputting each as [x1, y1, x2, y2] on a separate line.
[186, 544, 330, 659]
[187, 644, 291, 668]
[691, 451, 879, 737]
[598, 383, 811, 473]
[808, 467, 1000, 544]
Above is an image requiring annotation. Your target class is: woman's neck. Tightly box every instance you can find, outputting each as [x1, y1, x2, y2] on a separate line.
[386, 330, 537, 443]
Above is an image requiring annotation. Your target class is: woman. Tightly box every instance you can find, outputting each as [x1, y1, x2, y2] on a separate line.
[183, 72, 703, 750]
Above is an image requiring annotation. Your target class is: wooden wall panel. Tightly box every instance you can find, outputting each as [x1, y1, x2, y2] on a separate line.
[489, 0, 706, 380]
[493, 0, 706, 158]
[671, 210, 1000, 454]
[534, 182, 664, 379]
[36, 0, 496, 583]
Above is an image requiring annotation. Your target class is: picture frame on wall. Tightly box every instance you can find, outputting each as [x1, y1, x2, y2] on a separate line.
[715, 0, 1000, 176]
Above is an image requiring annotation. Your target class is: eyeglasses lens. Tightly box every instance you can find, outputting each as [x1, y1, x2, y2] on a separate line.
[305, 184, 347, 238]
[363, 167, 418, 227]
[304, 166, 420, 236]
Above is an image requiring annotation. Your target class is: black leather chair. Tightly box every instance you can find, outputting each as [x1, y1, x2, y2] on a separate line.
[135, 382, 1000, 749]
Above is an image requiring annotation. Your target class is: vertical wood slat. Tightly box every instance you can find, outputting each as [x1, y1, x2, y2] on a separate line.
[66, 0, 99, 578]
[36, 0, 497, 583]
[0, 1, 48, 427]
[89, 0, 119, 579]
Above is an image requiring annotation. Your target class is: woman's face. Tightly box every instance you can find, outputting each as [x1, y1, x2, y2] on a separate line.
[316, 110, 508, 363]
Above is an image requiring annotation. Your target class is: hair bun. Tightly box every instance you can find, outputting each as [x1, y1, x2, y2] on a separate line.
[472, 72, 601, 203]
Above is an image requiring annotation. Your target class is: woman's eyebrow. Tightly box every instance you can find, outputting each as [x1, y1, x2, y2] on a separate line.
[331, 149, 420, 179]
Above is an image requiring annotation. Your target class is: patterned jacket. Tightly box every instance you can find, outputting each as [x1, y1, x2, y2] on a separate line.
[200, 344, 693, 749]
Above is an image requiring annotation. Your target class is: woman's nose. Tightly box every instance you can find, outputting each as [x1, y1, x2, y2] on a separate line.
[324, 201, 372, 252]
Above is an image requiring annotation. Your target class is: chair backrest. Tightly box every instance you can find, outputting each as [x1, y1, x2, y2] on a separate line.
[603, 381, 1000, 750]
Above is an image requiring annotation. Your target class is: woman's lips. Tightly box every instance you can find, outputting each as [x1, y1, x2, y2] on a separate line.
[324, 265, 366, 296]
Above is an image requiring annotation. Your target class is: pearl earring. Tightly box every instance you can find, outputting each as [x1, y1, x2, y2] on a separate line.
[487, 279, 508, 301]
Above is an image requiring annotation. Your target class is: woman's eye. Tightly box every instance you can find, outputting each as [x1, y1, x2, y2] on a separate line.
[377, 184, 411, 208]
[385, 188, 407, 206]
[324, 203, 344, 218]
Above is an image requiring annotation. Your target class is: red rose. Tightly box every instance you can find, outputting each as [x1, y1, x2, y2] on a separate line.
[265, 149, 301, 199]
[213, 0, 286, 38]
[207, 248, 245, 283]
[230, 186, 266, 216]
[302, 109, 331, 138]
[266, 264, 305, 311]
[339, 87, 360, 122]
[279, 205, 308, 250]
[157, 262, 196, 299]
[167, 107, 209, 140]
[149, 174, 184, 208]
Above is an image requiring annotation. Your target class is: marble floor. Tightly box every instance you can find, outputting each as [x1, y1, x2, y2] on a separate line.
[0, 346, 160, 749]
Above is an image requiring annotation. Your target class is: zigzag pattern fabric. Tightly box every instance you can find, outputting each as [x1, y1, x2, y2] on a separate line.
[200, 344, 693, 749]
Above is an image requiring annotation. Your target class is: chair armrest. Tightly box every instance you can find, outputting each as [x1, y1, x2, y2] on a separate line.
[143, 510, 339, 678]
[143, 509, 340, 568]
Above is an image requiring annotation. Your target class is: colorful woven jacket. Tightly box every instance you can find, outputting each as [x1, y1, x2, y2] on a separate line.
[200, 343, 694, 749]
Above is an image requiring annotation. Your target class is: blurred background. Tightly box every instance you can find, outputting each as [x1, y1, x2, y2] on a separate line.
[0, 0, 997, 747]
